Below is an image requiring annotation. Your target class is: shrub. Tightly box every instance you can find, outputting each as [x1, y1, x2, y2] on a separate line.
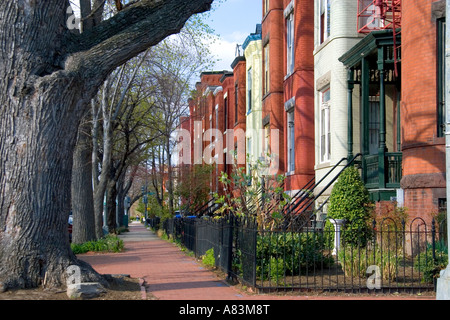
[256, 232, 334, 280]
[267, 257, 285, 283]
[327, 166, 374, 247]
[414, 241, 448, 283]
[202, 248, 216, 268]
[338, 245, 401, 281]
[71, 235, 124, 254]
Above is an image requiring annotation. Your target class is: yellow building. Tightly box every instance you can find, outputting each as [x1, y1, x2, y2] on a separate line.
[243, 25, 263, 177]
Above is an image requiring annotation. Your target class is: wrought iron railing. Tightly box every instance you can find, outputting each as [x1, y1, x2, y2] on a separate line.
[363, 152, 402, 189]
[283, 153, 363, 231]
[387, 152, 402, 187]
[161, 215, 446, 294]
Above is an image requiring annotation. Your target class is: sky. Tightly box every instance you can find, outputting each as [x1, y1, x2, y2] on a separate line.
[204, 0, 263, 71]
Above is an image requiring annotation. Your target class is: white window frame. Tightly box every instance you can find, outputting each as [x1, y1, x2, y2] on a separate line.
[247, 137, 252, 174]
[247, 67, 252, 113]
[286, 12, 295, 76]
[320, 88, 331, 163]
[319, 0, 331, 44]
[264, 44, 270, 95]
[285, 97, 295, 173]
[263, 124, 270, 157]
[287, 110, 295, 173]
[264, 0, 270, 15]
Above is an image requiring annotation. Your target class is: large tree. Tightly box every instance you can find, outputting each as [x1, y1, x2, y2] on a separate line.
[0, 0, 213, 291]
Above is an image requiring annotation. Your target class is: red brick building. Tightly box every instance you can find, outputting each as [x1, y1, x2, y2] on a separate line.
[181, 55, 248, 201]
[400, 0, 447, 221]
[180, 0, 447, 224]
[282, 0, 315, 194]
[262, 0, 286, 175]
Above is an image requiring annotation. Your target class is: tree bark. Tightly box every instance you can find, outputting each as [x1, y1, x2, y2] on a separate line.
[116, 168, 129, 228]
[71, 114, 96, 244]
[106, 179, 118, 233]
[0, 0, 213, 290]
[92, 81, 114, 239]
[166, 140, 175, 215]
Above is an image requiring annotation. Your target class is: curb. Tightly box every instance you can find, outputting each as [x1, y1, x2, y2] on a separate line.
[139, 278, 147, 300]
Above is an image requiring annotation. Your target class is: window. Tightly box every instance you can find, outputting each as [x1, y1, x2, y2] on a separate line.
[319, 0, 330, 44]
[263, 124, 270, 157]
[264, 44, 270, 95]
[287, 110, 295, 172]
[247, 137, 252, 178]
[247, 67, 252, 113]
[439, 198, 447, 215]
[437, 18, 446, 137]
[286, 12, 295, 75]
[224, 96, 228, 130]
[320, 89, 331, 162]
[264, 0, 270, 16]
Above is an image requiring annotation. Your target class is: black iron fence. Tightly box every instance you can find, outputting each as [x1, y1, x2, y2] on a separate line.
[156, 215, 447, 294]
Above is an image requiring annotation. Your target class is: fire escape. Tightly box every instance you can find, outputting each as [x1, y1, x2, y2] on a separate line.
[357, 0, 401, 76]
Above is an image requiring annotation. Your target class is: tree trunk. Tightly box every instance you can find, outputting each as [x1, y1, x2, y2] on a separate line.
[0, 0, 213, 291]
[0, 2, 103, 290]
[71, 115, 97, 244]
[92, 83, 114, 239]
[166, 140, 175, 215]
[0, 62, 104, 289]
[106, 180, 118, 233]
[116, 170, 128, 228]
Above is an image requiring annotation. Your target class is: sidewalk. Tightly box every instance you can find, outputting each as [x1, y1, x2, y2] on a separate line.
[79, 221, 436, 301]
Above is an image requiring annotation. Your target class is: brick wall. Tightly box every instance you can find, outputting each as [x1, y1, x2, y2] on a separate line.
[262, 0, 285, 174]
[284, 0, 315, 191]
[401, 0, 446, 219]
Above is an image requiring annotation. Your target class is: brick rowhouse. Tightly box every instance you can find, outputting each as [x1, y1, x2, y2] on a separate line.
[400, 0, 447, 222]
[262, 0, 286, 176]
[282, 0, 315, 194]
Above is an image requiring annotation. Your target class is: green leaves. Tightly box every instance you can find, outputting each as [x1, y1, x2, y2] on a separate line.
[212, 154, 288, 230]
[71, 235, 124, 254]
[327, 166, 373, 246]
[201, 248, 216, 268]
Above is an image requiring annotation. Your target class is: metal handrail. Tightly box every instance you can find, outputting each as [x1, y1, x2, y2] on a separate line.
[287, 153, 363, 230]
[282, 156, 352, 217]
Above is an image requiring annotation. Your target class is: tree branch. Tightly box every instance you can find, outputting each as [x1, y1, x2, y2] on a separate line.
[65, 0, 213, 87]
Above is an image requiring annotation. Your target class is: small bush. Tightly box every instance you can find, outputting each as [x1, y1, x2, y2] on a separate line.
[256, 232, 334, 280]
[338, 245, 401, 280]
[267, 257, 285, 282]
[202, 248, 216, 268]
[71, 235, 124, 254]
[327, 166, 374, 247]
[414, 241, 448, 283]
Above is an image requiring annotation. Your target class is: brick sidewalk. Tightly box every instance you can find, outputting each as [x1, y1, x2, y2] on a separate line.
[79, 221, 436, 301]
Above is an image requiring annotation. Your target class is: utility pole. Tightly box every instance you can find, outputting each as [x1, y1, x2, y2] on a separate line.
[437, 0, 450, 300]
